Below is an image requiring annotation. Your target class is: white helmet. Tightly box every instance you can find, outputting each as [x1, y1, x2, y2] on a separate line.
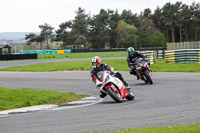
[91, 56, 101, 68]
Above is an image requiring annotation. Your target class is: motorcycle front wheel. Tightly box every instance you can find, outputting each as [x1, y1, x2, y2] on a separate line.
[107, 87, 123, 103]
[144, 70, 153, 84]
[126, 90, 135, 100]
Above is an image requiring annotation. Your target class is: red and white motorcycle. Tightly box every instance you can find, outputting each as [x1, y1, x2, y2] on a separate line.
[95, 71, 135, 103]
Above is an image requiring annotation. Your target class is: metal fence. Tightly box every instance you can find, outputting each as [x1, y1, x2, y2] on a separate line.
[167, 41, 200, 50]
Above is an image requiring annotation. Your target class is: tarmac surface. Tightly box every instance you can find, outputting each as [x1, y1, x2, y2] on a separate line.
[0, 71, 200, 133]
[0, 57, 126, 69]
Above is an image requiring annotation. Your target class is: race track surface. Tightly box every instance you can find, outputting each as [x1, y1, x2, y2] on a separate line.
[0, 57, 125, 69]
[0, 71, 200, 133]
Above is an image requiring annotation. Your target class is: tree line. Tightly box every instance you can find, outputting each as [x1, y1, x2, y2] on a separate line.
[25, 2, 200, 49]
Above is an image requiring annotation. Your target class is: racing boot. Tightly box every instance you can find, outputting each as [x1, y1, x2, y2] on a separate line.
[125, 85, 131, 91]
[137, 75, 140, 80]
[115, 72, 130, 91]
[99, 91, 107, 98]
[123, 81, 130, 91]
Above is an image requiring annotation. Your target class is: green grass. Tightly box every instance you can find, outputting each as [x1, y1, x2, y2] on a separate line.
[0, 60, 92, 72]
[38, 51, 127, 59]
[0, 51, 126, 62]
[151, 59, 200, 72]
[103, 124, 200, 133]
[0, 87, 86, 111]
[0, 59, 200, 72]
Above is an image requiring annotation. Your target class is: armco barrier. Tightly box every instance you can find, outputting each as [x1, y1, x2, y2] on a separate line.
[165, 51, 175, 63]
[165, 49, 200, 63]
[141, 51, 155, 64]
[0, 54, 38, 61]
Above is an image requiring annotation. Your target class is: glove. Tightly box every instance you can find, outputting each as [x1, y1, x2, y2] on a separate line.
[129, 63, 134, 68]
[144, 58, 148, 62]
[130, 65, 134, 69]
[110, 71, 114, 76]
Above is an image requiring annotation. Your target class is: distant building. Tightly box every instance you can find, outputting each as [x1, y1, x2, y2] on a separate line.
[65, 45, 84, 49]
[0, 44, 12, 54]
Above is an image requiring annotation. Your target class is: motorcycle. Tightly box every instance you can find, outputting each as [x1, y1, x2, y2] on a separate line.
[95, 71, 135, 103]
[132, 58, 153, 84]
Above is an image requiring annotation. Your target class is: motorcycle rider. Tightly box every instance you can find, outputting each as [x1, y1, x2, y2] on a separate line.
[91, 56, 130, 98]
[127, 47, 148, 80]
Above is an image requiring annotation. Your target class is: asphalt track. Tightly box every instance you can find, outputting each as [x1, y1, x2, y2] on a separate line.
[0, 57, 126, 69]
[0, 70, 200, 133]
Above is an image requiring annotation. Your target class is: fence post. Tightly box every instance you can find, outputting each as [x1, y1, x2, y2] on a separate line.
[170, 43, 172, 50]
[199, 41, 200, 49]
[187, 42, 189, 49]
[191, 42, 193, 49]
[177, 42, 180, 49]
[154, 51, 157, 64]
[163, 50, 165, 58]
[167, 43, 169, 50]
[155, 50, 158, 59]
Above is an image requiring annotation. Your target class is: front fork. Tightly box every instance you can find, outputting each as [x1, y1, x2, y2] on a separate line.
[141, 70, 149, 82]
[136, 71, 142, 79]
[105, 84, 129, 99]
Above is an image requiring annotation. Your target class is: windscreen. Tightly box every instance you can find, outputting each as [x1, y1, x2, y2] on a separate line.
[96, 71, 104, 81]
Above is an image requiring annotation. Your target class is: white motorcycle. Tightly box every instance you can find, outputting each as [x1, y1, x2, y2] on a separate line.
[95, 71, 135, 103]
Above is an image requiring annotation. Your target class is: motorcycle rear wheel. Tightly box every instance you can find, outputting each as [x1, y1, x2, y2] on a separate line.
[107, 87, 123, 103]
[144, 70, 153, 84]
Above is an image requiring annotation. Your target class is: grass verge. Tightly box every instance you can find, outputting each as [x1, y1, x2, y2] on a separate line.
[0, 87, 86, 111]
[0, 59, 200, 72]
[103, 124, 200, 133]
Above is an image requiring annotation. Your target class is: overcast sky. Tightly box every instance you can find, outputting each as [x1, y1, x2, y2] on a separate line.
[0, 0, 196, 32]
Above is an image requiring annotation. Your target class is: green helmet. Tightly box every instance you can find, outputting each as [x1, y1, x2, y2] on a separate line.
[127, 47, 135, 56]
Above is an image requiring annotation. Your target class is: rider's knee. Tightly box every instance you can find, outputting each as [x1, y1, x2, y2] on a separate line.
[130, 69, 137, 75]
[114, 71, 121, 77]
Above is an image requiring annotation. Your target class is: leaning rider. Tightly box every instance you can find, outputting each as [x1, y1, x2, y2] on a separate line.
[90, 56, 130, 98]
[127, 47, 147, 80]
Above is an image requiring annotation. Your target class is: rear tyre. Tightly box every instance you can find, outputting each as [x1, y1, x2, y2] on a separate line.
[144, 70, 153, 84]
[126, 90, 135, 100]
[107, 87, 123, 103]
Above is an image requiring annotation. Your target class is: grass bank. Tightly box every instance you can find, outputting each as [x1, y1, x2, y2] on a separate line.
[104, 124, 200, 133]
[0, 87, 86, 111]
[0, 59, 200, 72]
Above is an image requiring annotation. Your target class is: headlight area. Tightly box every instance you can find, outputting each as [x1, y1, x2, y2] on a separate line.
[104, 76, 110, 83]
[97, 83, 103, 88]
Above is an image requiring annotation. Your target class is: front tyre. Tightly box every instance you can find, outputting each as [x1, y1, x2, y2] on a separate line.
[107, 87, 123, 103]
[126, 90, 135, 100]
[144, 70, 153, 84]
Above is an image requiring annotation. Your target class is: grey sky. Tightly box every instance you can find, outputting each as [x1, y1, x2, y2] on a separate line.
[0, 0, 196, 32]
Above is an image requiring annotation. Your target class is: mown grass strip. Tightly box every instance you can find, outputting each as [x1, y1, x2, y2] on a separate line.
[38, 51, 127, 60]
[0, 59, 200, 72]
[0, 60, 91, 72]
[151, 59, 200, 72]
[102, 124, 200, 133]
[0, 87, 86, 111]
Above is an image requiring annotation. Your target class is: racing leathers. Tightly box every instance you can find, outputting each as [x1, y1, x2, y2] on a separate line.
[90, 63, 129, 98]
[127, 51, 146, 76]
